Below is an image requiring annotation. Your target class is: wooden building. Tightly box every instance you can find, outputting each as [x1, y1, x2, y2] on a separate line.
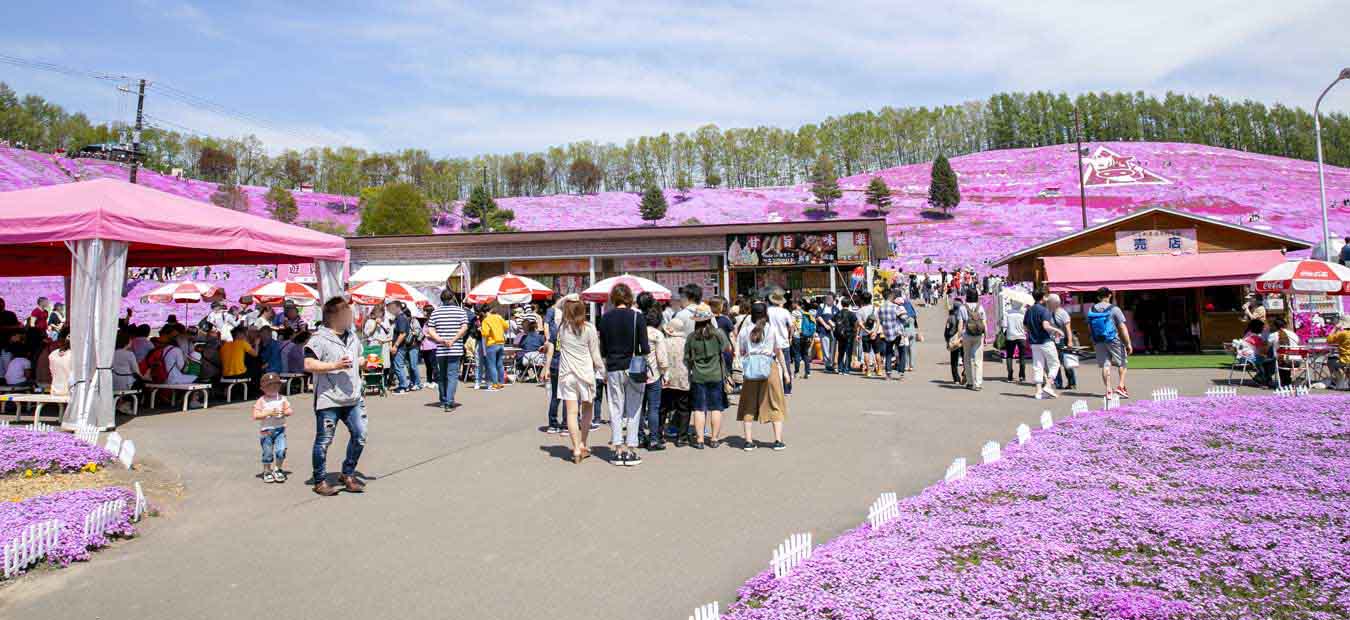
[992, 207, 1312, 351]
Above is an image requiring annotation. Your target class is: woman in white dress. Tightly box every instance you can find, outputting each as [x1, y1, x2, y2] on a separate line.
[554, 296, 605, 464]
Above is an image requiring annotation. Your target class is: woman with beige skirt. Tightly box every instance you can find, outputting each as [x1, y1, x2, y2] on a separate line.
[554, 295, 606, 464]
[737, 302, 788, 451]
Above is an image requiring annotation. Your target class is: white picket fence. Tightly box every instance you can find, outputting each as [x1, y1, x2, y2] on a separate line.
[1205, 386, 1238, 399]
[29, 423, 56, 433]
[1151, 387, 1179, 401]
[1015, 423, 1031, 445]
[105, 432, 122, 458]
[866, 492, 899, 529]
[82, 499, 127, 542]
[133, 482, 147, 522]
[1273, 385, 1310, 398]
[981, 440, 1001, 464]
[1103, 394, 1122, 410]
[771, 533, 813, 579]
[1071, 400, 1089, 416]
[118, 440, 136, 469]
[1039, 410, 1054, 430]
[2, 520, 62, 579]
[0, 420, 8, 428]
[944, 457, 967, 482]
[689, 601, 720, 620]
[74, 425, 99, 446]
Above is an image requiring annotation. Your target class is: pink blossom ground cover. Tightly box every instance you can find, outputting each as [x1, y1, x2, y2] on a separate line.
[0, 487, 136, 568]
[726, 395, 1350, 620]
[1, 141, 1347, 318]
[0, 427, 115, 476]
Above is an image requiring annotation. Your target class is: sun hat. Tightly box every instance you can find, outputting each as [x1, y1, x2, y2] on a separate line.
[769, 289, 787, 305]
[562, 293, 580, 302]
[663, 317, 686, 336]
[260, 372, 283, 389]
[690, 303, 714, 323]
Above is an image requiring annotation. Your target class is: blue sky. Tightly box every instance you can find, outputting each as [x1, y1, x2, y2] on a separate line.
[2, 0, 1347, 156]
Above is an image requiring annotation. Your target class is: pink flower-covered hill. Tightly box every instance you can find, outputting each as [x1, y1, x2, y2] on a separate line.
[0, 140, 1347, 323]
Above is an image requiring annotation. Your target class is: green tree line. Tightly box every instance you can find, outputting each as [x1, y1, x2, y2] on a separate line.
[3, 82, 1347, 203]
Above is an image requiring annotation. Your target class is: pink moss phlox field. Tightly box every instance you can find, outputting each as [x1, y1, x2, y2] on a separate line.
[0, 427, 116, 476]
[725, 395, 1350, 620]
[0, 487, 136, 569]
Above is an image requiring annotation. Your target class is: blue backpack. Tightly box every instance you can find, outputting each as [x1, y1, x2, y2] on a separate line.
[800, 313, 816, 338]
[1086, 305, 1119, 343]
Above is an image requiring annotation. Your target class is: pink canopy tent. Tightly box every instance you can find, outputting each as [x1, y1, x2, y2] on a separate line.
[0, 179, 349, 429]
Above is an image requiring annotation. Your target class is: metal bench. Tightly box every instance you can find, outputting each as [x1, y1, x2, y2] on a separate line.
[278, 372, 308, 395]
[146, 383, 212, 412]
[114, 388, 141, 416]
[0, 393, 69, 425]
[220, 377, 250, 402]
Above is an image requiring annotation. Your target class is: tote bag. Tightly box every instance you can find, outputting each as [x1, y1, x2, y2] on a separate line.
[743, 353, 773, 381]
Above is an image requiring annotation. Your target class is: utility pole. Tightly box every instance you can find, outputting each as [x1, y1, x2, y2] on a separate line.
[1074, 105, 1088, 229]
[128, 79, 146, 184]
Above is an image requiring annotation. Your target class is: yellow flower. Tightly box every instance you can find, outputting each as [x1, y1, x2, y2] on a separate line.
[24, 469, 33, 478]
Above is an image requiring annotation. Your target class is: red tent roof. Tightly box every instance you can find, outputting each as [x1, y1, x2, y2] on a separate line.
[0, 178, 347, 276]
[1042, 249, 1286, 292]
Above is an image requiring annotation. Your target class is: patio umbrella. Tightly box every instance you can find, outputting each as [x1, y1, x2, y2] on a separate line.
[142, 280, 224, 304]
[466, 273, 553, 305]
[347, 279, 431, 307]
[1000, 288, 1035, 307]
[1253, 259, 1350, 295]
[581, 274, 671, 303]
[246, 280, 321, 306]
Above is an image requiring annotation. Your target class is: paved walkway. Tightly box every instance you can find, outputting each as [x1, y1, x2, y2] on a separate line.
[0, 306, 1253, 619]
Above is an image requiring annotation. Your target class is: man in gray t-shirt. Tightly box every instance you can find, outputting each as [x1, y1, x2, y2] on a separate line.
[304, 297, 367, 496]
[1087, 287, 1133, 398]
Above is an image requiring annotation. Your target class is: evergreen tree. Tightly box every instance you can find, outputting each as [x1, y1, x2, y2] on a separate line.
[704, 171, 722, 188]
[209, 179, 248, 212]
[356, 183, 432, 236]
[675, 171, 692, 195]
[864, 176, 892, 214]
[927, 155, 961, 216]
[264, 185, 298, 224]
[461, 184, 515, 232]
[809, 154, 842, 216]
[639, 185, 668, 224]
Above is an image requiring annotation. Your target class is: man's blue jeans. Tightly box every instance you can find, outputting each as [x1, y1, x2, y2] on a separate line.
[393, 347, 416, 390]
[484, 344, 504, 385]
[312, 401, 367, 483]
[640, 379, 663, 445]
[819, 332, 835, 371]
[546, 368, 561, 428]
[438, 355, 462, 407]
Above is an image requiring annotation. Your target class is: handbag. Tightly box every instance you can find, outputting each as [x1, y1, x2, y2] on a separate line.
[626, 311, 648, 382]
[743, 353, 773, 381]
[1063, 352, 1080, 369]
[994, 330, 1006, 351]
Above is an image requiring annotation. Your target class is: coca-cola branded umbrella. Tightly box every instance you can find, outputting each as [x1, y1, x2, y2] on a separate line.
[347, 279, 432, 307]
[580, 274, 672, 303]
[1253, 259, 1350, 295]
[246, 280, 321, 306]
[465, 273, 554, 305]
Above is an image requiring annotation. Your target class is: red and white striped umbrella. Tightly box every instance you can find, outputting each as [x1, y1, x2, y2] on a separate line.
[246, 280, 321, 306]
[581, 274, 671, 303]
[1254, 259, 1350, 295]
[347, 279, 431, 307]
[466, 273, 553, 305]
[142, 280, 225, 304]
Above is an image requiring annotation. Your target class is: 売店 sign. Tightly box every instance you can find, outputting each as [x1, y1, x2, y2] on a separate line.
[1114, 228, 1197, 256]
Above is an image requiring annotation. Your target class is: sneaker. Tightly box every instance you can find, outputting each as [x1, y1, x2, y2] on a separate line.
[1043, 388, 1059, 399]
[589, 422, 601, 431]
[772, 441, 787, 451]
[1116, 387, 1131, 399]
[627, 452, 643, 466]
[612, 452, 628, 466]
[262, 470, 275, 483]
[545, 426, 561, 434]
[648, 442, 666, 452]
[743, 441, 757, 452]
[1035, 391, 1046, 400]
[273, 469, 287, 483]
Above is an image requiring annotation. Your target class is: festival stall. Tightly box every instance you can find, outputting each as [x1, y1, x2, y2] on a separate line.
[992, 207, 1313, 351]
[0, 178, 348, 430]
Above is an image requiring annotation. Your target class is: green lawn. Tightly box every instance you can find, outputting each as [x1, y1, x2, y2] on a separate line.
[1127, 354, 1232, 370]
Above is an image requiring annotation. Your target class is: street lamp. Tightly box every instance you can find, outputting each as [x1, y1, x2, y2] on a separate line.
[1313, 68, 1350, 261]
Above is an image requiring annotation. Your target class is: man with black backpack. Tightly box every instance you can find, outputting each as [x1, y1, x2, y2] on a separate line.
[955, 290, 986, 390]
[832, 300, 857, 375]
[1086, 287, 1133, 398]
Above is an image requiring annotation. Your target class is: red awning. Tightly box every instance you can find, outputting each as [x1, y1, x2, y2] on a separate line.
[1042, 250, 1286, 292]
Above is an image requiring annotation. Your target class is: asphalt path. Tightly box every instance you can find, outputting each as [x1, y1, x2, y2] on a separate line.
[0, 305, 1250, 620]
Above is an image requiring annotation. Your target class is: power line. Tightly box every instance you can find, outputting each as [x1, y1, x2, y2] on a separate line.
[0, 52, 127, 82]
[148, 81, 333, 146]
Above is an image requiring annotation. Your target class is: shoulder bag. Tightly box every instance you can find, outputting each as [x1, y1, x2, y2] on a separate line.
[626, 311, 648, 382]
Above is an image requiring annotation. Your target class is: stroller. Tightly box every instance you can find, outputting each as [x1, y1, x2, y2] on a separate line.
[362, 344, 388, 397]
